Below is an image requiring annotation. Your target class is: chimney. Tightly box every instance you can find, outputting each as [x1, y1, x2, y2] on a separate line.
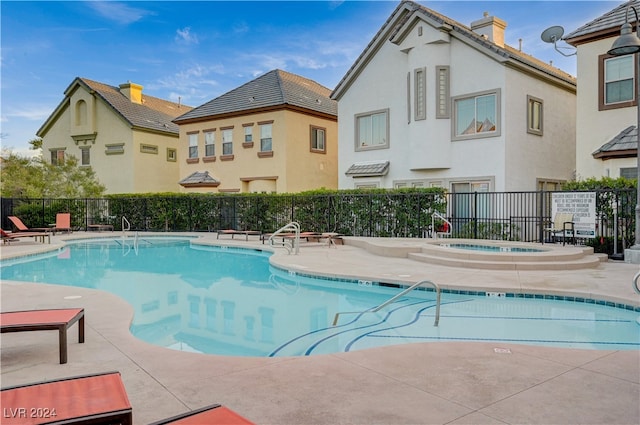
[119, 81, 143, 104]
[470, 12, 507, 48]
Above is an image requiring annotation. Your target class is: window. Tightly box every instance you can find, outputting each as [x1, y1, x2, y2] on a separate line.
[50, 148, 65, 165]
[451, 181, 491, 223]
[310, 126, 326, 153]
[436, 66, 450, 119]
[222, 129, 233, 155]
[260, 123, 272, 152]
[205, 131, 215, 157]
[167, 148, 177, 162]
[80, 147, 90, 165]
[599, 54, 637, 110]
[188, 132, 198, 158]
[527, 95, 543, 136]
[452, 89, 500, 140]
[244, 126, 253, 143]
[356, 109, 389, 150]
[414, 67, 426, 121]
[605, 55, 634, 104]
[621, 167, 638, 179]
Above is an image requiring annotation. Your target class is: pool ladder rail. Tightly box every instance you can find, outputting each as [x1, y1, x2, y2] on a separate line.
[268, 221, 300, 255]
[431, 212, 452, 239]
[634, 270, 640, 295]
[332, 279, 441, 327]
[120, 216, 139, 255]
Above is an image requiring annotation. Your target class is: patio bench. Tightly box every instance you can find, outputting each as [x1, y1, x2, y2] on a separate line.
[0, 308, 85, 364]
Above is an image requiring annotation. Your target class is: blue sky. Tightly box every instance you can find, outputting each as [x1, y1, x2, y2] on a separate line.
[1, 1, 620, 157]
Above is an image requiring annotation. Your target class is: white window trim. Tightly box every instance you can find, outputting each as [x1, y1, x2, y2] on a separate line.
[222, 129, 233, 155]
[188, 133, 199, 159]
[205, 131, 215, 157]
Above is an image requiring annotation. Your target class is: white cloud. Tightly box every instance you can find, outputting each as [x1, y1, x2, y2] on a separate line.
[87, 2, 153, 25]
[175, 27, 199, 45]
[3, 106, 53, 121]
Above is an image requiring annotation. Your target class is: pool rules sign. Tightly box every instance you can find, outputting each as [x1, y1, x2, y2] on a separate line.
[551, 192, 596, 238]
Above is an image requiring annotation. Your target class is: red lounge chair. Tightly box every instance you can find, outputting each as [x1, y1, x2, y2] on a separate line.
[0, 371, 132, 425]
[52, 212, 72, 234]
[7, 216, 51, 233]
[1, 308, 85, 364]
[217, 229, 262, 240]
[1, 229, 50, 244]
[149, 404, 255, 425]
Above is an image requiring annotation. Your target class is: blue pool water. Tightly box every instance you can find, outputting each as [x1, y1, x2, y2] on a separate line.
[1, 237, 638, 356]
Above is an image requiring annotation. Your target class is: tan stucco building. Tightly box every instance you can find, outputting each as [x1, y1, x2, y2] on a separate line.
[37, 78, 192, 194]
[173, 70, 338, 193]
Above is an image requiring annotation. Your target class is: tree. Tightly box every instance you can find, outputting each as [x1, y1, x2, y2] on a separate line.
[28, 137, 43, 150]
[1, 148, 106, 198]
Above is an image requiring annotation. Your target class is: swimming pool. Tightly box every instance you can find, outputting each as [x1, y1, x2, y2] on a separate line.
[1, 237, 638, 356]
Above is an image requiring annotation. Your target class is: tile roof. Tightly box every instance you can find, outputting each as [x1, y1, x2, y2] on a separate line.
[174, 69, 337, 123]
[592, 125, 638, 159]
[179, 171, 220, 187]
[332, 1, 575, 100]
[345, 161, 390, 177]
[77, 78, 192, 134]
[565, 0, 639, 42]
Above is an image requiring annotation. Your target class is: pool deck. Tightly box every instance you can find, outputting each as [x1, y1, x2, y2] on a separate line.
[1, 232, 639, 425]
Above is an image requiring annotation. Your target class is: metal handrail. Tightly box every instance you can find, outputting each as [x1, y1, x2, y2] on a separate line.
[432, 212, 451, 239]
[633, 270, 640, 295]
[332, 279, 441, 326]
[269, 222, 300, 255]
[122, 216, 131, 234]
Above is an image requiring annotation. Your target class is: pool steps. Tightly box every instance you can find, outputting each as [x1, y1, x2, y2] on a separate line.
[343, 238, 605, 271]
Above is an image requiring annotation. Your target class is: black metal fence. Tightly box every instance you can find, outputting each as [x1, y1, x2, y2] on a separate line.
[1, 189, 635, 254]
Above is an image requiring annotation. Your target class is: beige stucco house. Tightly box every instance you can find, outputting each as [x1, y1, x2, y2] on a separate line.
[331, 1, 577, 192]
[173, 69, 338, 193]
[565, 0, 639, 180]
[37, 78, 192, 194]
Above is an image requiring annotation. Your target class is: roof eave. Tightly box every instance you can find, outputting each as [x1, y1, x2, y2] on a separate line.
[592, 148, 637, 159]
[331, 2, 414, 101]
[173, 104, 336, 126]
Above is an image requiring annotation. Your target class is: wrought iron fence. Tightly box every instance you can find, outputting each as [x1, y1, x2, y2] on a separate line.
[1, 189, 635, 255]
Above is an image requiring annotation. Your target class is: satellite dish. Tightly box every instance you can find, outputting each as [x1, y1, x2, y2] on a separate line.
[540, 25, 576, 57]
[541, 26, 565, 43]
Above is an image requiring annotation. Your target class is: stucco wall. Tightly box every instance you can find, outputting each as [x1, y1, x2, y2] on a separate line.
[337, 22, 510, 190]
[178, 110, 337, 193]
[575, 38, 636, 179]
[40, 84, 183, 194]
[503, 68, 576, 191]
